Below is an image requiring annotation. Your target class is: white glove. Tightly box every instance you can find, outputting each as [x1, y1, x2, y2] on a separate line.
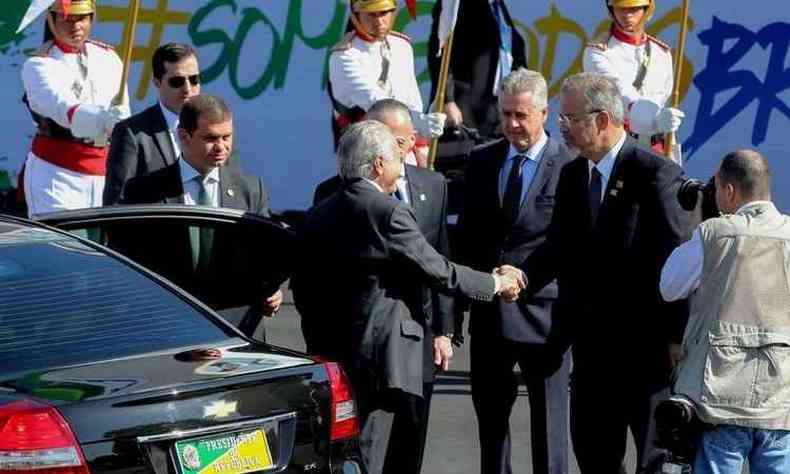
[654, 106, 685, 134]
[411, 111, 447, 138]
[71, 104, 129, 142]
[104, 105, 128, 134]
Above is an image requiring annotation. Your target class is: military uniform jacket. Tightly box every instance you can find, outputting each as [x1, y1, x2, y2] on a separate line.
[329, 31, 423, 114]
[22, 39, 128, 175]
[583, 27, 673, 134]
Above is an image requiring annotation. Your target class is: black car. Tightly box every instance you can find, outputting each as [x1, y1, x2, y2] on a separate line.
[0, 211, 364, 474]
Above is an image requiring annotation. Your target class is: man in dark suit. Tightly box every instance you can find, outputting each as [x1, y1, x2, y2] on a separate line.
[456, 68, 573, 474]
[104, 42, 202, 205]
[428, 0, 527, 139]
[313, 99, 454, 473]
[522, 73, 693, 473]
[293, 120, 524, 474]
[120, 94, 281, 328]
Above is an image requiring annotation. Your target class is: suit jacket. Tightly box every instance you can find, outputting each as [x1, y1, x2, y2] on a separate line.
[524, 137, 694, 380]
[457, 136, 572, 344]
[428, 0, 527, 139]
[104, 103, 241, 205]
[293, 179, 494, 397]
[104, 104, 178, 205]
[313, 166, 455, 380]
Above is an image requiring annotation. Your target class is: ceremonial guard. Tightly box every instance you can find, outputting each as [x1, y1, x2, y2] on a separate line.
[329, 0, 445, 160]
[583, 0, 683, 158]
[21, 0, 129, 216]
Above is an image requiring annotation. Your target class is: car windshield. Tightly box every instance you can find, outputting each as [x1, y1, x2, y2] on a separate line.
[0, 224, 236, 378]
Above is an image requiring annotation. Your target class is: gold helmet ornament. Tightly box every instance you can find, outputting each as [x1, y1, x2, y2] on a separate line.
[50, 0, 97, 16]
[351, 0, 397, 13]
[606, 0, 655, 30]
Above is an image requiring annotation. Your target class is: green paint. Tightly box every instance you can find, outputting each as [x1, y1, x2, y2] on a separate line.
[188, 0, 434, 100]
[0, 0, 31, 52]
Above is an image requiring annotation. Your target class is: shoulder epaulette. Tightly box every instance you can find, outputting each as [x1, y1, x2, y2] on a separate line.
[646, 34, 670, 52]
[30, 41, 54, 58]
[331, 32, 356, 53]
[389, 31, 411, 43]
[87, 39, 116, 51]
[586, 30, 611, 51]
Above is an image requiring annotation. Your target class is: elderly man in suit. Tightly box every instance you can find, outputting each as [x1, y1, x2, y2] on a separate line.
[313, 99, 454, 473]
[428, 0, 527, 138]
[120, 94, 281, 327]
[521, 72, 693, 473]
[455, 68, 572, 474]
[104, 42, 202, 205]
[293, 120, 524, 474]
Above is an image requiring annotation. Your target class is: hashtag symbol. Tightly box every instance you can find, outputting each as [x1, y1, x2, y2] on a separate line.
[98, 0, 191, 100]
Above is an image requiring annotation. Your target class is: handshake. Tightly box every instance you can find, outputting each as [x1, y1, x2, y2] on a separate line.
[492, 265, 527, 303]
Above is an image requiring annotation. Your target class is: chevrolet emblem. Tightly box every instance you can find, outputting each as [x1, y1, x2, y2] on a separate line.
[204, 400, 238, 419]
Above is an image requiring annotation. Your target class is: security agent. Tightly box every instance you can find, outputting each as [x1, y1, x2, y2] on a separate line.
[661, 149, 790, 474]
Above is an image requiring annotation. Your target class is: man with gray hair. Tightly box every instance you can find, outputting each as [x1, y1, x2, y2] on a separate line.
[661, 150, 790, 474]
[314, 98, 456, 474]
[520, 72, 694, 472]
[293, 120, 524, 474]
[455, 67, 573, 474]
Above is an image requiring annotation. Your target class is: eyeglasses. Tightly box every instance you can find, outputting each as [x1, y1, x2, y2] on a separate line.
[557, 109, 603, 127]
[167, 74, 200, 89]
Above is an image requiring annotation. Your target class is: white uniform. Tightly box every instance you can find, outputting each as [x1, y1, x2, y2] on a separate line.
[21, 39, 129, 217]
[583, 28, 673, 137]
[329, 31, 423, 115]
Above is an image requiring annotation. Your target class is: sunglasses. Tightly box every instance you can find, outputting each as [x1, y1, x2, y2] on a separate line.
[167, 74, 200, 89]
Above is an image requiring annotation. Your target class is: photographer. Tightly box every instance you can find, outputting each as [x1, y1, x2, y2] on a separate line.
[660, 149, 790, 473]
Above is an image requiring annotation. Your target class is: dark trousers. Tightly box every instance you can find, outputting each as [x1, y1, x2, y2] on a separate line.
[570, 356, 668, 474]
[357, 382, 434, 474]
[471, 335, 571, 474]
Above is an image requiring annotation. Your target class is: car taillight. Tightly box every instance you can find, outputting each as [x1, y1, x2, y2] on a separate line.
[0, 400, 89, 474]
[324, 362, 359, 442]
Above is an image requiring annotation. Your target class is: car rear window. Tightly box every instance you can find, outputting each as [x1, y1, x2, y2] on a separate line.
[0, 228, 236, 377]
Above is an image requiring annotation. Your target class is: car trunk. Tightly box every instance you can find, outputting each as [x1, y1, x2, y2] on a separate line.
[6, 344, 334, 474]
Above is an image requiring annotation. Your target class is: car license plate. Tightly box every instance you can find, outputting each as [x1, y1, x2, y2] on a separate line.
[174, 429, 273, 474]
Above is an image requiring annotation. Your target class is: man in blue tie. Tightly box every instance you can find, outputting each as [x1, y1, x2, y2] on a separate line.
[428, 0, 527, 140]
[455, 68, 573, 474]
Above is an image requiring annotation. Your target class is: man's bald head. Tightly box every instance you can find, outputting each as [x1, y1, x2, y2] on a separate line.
[717, 149, 772, 201]
[368, 99, 415, 160]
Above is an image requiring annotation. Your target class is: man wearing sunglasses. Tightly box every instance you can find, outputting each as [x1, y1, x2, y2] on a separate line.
[21, 0, 130, 217]
[104, 42, 203, 205]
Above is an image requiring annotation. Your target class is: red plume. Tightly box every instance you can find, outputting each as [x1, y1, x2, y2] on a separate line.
[405, 0, 417, 20]
[57, 0, 72, 18]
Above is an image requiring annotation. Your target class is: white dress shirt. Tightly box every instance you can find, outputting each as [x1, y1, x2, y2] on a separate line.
[159, 101, 181, 158]
[660, 201, 773, 302]
[179, 157, 219, 207]
[587, 131, 626, 203]
[498, 131, 548, 204]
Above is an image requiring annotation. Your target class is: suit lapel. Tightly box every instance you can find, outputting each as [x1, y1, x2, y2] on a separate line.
[490, 139, 509, 210]
[151, 105, 178, 168]
[219, 166, 242, 210]
[404, 166, 428, 219]
[593, 139, 630, 231]
[517, 137, 556, 223]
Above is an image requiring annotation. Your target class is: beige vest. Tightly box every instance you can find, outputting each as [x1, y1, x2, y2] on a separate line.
[675, 201, 790, 429]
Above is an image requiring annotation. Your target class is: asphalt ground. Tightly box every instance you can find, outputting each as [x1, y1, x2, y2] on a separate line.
[263, 291, 640, 474]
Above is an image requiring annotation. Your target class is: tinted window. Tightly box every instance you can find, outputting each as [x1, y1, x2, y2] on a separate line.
[0, 227, 235, 377]
[52, 213, 295, 337]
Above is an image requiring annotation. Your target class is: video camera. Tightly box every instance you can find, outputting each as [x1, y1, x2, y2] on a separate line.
[677, 177, 719, 221]
[648, 395, 705, 473]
